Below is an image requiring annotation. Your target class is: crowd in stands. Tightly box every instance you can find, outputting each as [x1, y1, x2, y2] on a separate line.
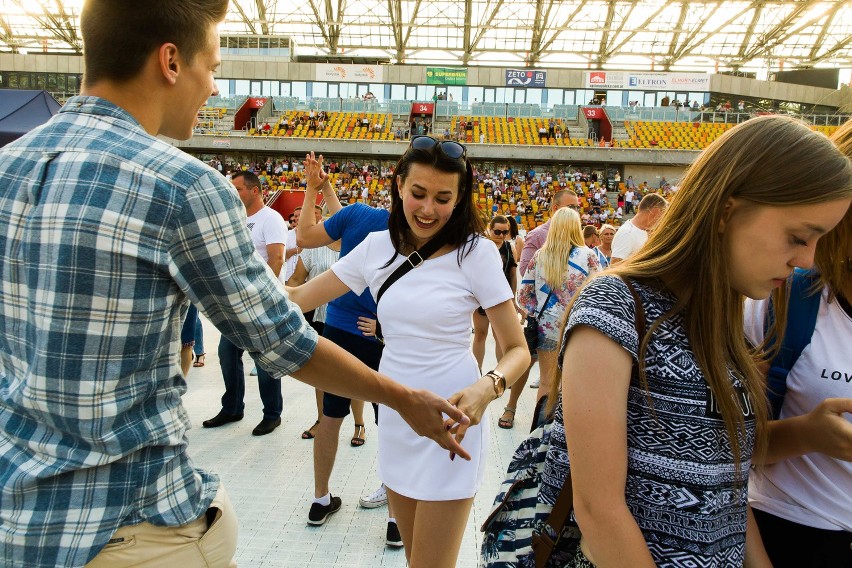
[250, 110, 395, 140]
[203, 155, 677, 232]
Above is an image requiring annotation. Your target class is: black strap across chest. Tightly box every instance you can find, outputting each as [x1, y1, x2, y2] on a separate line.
[376, 236, 450, 305]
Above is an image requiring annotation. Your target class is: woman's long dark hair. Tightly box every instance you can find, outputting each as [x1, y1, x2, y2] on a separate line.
[383, 144, 485, 267]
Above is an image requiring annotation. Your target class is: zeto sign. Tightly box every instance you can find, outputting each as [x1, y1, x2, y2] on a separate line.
[505, 69, 546, 88]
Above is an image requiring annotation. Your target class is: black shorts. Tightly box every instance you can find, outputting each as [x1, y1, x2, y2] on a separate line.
[321, 324, 383, 419]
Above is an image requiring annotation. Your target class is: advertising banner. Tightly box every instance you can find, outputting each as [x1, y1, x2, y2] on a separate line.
[426, 67, 467, 85]
[584, 71, 710, 91]
[315, 63, 384, 83]
[586, 71, 626, 90]
[505, 69, 546, 88]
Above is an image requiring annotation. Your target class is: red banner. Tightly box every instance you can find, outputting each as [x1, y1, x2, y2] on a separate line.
[582, 107, 605, 119]
[411, 102, 434, 115]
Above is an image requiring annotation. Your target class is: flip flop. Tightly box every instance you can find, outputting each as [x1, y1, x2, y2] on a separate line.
[350, 424, 366, 447]
[301, 420, 320, 440]
[192, 353, 206, 367]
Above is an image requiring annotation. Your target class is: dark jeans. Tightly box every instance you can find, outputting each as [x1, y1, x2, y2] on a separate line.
[217, 336, 282, 420]
[753, 507, 852, 568]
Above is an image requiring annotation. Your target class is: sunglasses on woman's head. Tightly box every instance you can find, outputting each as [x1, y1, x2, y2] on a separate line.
[409, 135, 467, 159]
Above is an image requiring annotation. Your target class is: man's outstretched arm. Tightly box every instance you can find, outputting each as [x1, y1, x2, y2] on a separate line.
[291, 337, 472, 460]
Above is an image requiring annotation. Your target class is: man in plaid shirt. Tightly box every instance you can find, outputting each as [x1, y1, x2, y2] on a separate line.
[0, 2, 469, 567]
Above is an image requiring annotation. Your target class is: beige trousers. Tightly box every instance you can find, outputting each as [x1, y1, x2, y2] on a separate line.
[86, 483, 238, 568]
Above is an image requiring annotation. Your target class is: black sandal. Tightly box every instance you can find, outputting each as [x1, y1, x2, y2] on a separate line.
[350, 424, 366, 447]
[301, 420, 320, 440]
[498, 407, 516, 429]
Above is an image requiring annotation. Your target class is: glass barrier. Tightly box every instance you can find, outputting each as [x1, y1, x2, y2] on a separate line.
[245, 96, 850, 127]
[206, 95, 248, 109]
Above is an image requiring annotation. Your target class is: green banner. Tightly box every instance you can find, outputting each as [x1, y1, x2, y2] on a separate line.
[426, 67, 467, 85]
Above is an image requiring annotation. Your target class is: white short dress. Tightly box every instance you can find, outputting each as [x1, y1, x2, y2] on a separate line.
[332, 231, 513, 500]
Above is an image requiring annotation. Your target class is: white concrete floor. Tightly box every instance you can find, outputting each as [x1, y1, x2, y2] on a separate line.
[182, 315, 541, 567]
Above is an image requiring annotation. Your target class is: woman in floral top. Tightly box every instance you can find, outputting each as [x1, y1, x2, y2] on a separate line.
[518, 207, 600, 402]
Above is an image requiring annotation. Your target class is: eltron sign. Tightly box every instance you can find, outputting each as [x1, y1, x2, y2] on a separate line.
[584, 71, 710, 91]
[505, 69, 547, 88]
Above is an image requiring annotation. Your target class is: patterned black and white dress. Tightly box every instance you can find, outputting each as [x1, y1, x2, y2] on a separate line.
[548, 275, 756, 567]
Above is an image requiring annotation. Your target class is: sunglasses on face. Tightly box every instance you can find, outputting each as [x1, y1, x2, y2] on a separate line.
[409, 135, 467, 159]
[492, 229, 511, 236]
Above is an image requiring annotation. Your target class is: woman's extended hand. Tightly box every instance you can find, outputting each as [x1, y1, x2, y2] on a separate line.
[303, 151, 327, 192]
[445, 377, 496, 453]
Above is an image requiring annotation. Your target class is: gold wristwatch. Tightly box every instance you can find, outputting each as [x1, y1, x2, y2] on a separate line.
[486, 370, 506, 398]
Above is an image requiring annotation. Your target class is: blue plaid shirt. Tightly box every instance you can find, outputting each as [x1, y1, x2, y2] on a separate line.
[0, 97, 318, 567]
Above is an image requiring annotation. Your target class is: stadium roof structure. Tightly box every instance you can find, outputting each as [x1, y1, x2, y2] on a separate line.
[1, 0, 850, 73]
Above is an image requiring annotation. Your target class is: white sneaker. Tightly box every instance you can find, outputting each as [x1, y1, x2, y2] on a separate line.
[359, 484, 388, 509]
[528, 376, 540, 388]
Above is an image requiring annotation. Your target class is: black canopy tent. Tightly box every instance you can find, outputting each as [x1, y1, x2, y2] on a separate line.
[0, 90, 61, 147]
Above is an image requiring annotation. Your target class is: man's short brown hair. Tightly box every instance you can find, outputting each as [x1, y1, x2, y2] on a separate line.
[81, 0, 228, 86]
[231, 170, 260, 189]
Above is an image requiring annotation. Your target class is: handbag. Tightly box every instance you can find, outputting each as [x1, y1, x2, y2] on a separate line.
[479, 418, 580, 568]
[480, 277, 647, 568]
[524, 290, 554, 354]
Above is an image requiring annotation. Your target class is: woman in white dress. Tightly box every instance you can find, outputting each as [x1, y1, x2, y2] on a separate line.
[288, 136, 530, 567]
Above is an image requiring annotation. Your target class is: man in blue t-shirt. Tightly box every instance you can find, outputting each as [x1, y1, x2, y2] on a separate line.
[295, 157, 403, 546]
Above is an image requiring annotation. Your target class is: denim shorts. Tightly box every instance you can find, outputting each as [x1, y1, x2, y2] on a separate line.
[321, 324, 383, 419]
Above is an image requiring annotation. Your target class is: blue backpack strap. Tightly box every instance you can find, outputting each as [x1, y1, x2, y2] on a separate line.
[765, 269, 821, 419]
